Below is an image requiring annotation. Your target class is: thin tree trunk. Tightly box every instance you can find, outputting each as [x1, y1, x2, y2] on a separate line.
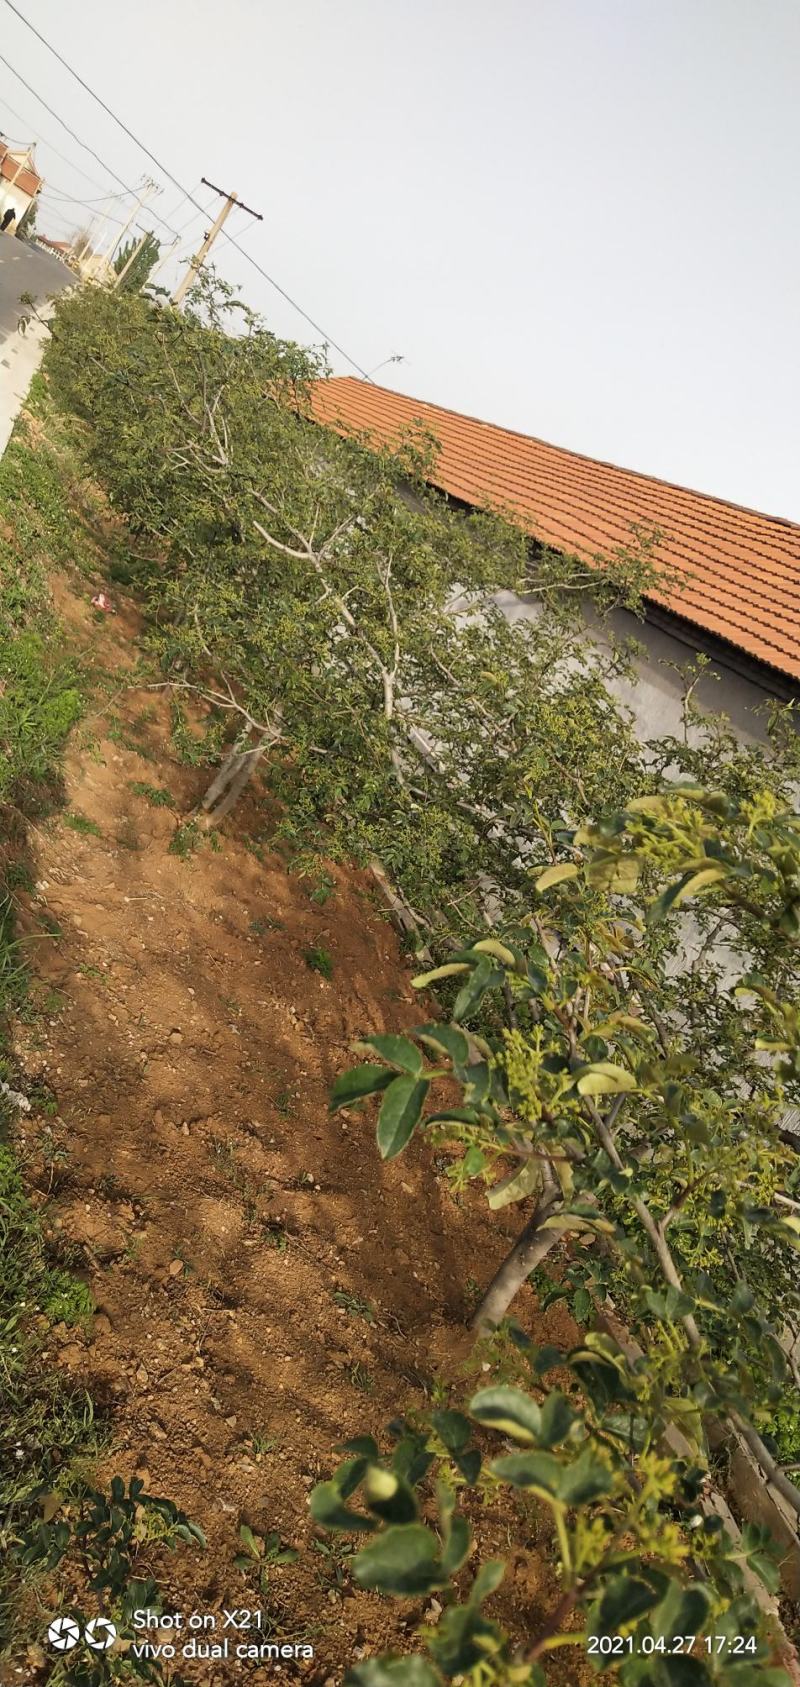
[196, 726, 280, 827]
[198, 739, 252, 814]
[471, 1185, 563, 1333]
[201, 741, 267, 825]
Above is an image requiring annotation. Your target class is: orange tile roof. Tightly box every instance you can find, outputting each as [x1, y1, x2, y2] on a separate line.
[311, 377, 800, 685]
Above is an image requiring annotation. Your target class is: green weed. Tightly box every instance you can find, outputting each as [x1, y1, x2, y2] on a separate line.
[347, 1361, 375, 1394]
[303, 944, 333, 979]
[128, 779, 175, 808]
[250, 915, 284, 936]
[63, 811, 102, 838]
[333, 1288, 375, 1325]
[169, 820, 202, 859]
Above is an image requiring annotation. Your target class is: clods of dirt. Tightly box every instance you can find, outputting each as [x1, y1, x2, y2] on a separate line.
[9, 571, 578, 1682]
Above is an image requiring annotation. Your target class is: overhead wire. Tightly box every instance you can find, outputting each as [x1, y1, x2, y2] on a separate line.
[0, 0, 374, 378]
[0, 87, 112, 195]
[0, 42, 190, 248]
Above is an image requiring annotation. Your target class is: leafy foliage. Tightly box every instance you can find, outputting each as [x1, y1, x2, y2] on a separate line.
[44, 279, 669, 944]
[310, 1366, 788, 1686]
[113, 230, 160, 295]
[33, 272, 800, 1682]
[322, 789, 800, 1682]
[13, 1476, 204, 1683]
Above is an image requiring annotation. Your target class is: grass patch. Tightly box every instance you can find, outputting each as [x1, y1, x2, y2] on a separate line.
[333, 1288, 375, 1325]
[347, 1360, 375, 1394]
[303, 943, 333, 979]
[0, 1135, 100, 1611]
[169, 819, 202, 859]
[0, 387, 100, 1642]
[63, 811, 102, 837]
[128, 779, 175, 808]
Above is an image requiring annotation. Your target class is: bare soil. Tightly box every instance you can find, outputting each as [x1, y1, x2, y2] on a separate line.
[10, 566, 577, 1683]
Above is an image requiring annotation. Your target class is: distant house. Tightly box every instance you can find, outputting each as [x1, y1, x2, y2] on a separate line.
[38, 236, 72, 258]
[312, 378, 800, 744]
[0, 140, 42, 231]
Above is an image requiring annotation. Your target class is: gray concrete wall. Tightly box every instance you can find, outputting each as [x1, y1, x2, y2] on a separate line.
[496, 589, 789, 749]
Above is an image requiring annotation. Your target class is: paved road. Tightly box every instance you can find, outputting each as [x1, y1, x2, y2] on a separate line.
[0, 236, 73, 339]
[0, 237, 73, 458]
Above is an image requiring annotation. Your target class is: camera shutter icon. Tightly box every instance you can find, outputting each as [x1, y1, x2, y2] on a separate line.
[47, 1616, 81, 1651]
[85, 1617, 118, 1650]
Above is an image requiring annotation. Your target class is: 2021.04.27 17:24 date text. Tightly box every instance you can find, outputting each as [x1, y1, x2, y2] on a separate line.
[587, 1635, 758, 1658]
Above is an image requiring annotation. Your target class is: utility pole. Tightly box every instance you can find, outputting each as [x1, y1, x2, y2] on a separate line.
[145, 231, 181, 286]
[172, 176, 263, 307]
[113, 226, 152, 289]
[74, 191, 120, 267]
[100, 177, 159, 273]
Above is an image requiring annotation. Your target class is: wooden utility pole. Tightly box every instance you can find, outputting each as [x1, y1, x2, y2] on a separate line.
[99, 177, 159, 271]
[172, 176, 263, 306]
[113, 226, 151, 289]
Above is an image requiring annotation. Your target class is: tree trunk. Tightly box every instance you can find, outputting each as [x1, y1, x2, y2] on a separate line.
[197, 729, 277, 827]
[197, 739, 251, 815]
[470, 1185, 563, 1333]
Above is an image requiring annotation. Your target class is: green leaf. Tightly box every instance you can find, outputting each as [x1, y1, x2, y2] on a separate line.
[428, 1602, 503, 1674]
[308, 1480, 376, 1533]
[471, 937, 518, 967]
[572, 1285, 592, 1324]
[650, 1581, 710, 1646]
[470, 1385, 543, 1443]
[353, 1523, 446, 1595]
[238, 1523, 261, 1559]
[469, 1560, 505, 1605]
[462, 1145, 487, 1177]
[376, 1076, 430, 1160]
[431, 1409, 471, 1454]
[363, 1466, 419, 1525]
[440, 1512, 471, 1577]
[490, 1450, 562, 1498]
[535, 862, 580, 891]
[412, 962, 471, 988]
[424, 1107, 482, 1126]
[655, 1658, 713, 1687]
[672, 866, 729, 905]
[555, 1450, 614, 1505]
[646, 874, 694, 926]
[591, 1573, 661, 1637]
[586, 849, 642, 893]
[337, 1435, 381, 1460]
[355, 1035, 424, 1074]
[487, 1158, 542, 1210]
[537, 1392, 575, 1449]
[415, 1022, 471, 1067]
[330, 1064, 394, 1112]
[575, 1062, 636, 1096]
[452, 956, 503, 1022]
[721, 1671, 790, 1687]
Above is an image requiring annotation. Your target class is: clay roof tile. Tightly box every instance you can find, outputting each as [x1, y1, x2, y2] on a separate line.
[311, 378, 800, 684]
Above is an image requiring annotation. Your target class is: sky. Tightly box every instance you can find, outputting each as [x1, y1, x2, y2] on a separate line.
[1, 0, 798, 518]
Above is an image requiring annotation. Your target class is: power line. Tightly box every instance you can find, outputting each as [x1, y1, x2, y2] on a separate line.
[39, 191, 129, 229]
[0, 0, 374, 379]
[0, 42, 187, 248]
[0, 93, 110, 193]
[0, 46, 135, 200]
[39, 183, 125, 208]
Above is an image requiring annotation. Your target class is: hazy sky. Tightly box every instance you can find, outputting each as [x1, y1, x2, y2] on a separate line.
[2, 0, 798, 517]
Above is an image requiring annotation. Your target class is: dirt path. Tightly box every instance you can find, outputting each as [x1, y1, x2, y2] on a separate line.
[10, 576, 569, 1682]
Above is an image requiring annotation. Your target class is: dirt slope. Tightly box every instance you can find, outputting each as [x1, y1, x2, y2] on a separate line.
[10, 577, 571, 1682]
